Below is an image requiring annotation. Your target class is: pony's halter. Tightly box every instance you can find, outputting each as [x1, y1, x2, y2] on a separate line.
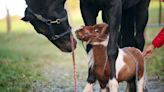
[26, 7, 71, 41]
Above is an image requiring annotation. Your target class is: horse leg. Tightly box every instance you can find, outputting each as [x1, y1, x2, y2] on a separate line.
[135, 0, 150, 51]
[102, 0, 121, 91]
[80, 2, 99, 92]
[120, 7, 136, 48]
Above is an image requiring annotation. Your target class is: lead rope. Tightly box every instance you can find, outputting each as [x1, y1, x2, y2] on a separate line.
[123, 48, 138, 92]
[70, 33, 77, 92]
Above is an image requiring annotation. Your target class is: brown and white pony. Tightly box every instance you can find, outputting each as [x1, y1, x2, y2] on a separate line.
[76, 23, 145, 92]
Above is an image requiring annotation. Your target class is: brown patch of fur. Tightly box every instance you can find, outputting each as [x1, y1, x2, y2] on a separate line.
[118, 47, 144, 82]
[92, 45, 110, 88]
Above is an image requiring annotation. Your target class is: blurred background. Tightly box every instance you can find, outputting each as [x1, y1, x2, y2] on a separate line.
[0, 0, 164, 92]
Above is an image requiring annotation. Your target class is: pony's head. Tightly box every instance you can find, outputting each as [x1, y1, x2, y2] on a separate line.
[76, 23, 109, 45]
[22, 0, 76, 52]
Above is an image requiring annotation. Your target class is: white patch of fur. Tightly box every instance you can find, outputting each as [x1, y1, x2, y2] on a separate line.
[100, 88, 107, 92]
[138, 77, 144, 92]
[108, 78, 119, 92]
[115, 49, 126, 78]
[83, 83, 93, 92]
[91, 36, 109, 46]
[87, 49, 94, 69]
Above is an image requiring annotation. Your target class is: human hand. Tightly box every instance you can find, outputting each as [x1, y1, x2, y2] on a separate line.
[143, 44, 155, 58]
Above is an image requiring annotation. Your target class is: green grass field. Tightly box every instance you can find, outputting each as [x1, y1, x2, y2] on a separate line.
[0, 1, 164, 92]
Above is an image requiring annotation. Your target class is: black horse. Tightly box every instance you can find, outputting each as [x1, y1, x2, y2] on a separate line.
[80, 0, 150, 91]
[22, 0, 76, 52]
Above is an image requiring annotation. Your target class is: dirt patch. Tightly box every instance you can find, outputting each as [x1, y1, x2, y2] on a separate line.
[29, 61, 164, 92]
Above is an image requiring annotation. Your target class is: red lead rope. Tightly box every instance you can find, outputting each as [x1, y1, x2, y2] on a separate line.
[70, 33, 77, 92]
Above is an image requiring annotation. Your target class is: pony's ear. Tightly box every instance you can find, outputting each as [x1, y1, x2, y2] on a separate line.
[100, 23, 108, 35]
[93, 23, 109, 35]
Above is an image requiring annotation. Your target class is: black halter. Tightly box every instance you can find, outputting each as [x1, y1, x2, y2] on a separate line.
[26, 7, 71, 41]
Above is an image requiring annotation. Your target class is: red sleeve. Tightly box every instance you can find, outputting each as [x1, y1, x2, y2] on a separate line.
[152, 27, 164, 48]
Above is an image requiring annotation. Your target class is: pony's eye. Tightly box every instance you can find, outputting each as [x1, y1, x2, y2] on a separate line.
[94, 29, 99, 32]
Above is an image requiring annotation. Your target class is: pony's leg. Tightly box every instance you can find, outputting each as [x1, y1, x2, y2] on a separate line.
[83, 83, 94, 92]
[80, 2, 99, 91]
[125, 82, 130, 92]
[108, 78, 118, 92]
[83, 50, 96, 92]
[129, 77, 136, 92]
[138, 77, 144, 92]
[135, 0, 150, 51]
[100, 88, 108, 92]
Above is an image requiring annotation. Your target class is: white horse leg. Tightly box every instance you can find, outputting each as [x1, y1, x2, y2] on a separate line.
[83, 83, 93, 92]
[108, 78, 118, 92]
[138, 77, 144, 92]
[125, 82, 130, 92]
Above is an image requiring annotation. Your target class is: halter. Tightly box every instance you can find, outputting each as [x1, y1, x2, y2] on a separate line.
[26, 8, 77, 92]
[26, 7, 71, 41]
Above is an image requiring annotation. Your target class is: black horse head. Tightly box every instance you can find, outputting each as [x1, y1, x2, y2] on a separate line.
[22, 0, 76, 52]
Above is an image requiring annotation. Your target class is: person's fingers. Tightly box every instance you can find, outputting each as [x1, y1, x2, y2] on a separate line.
[143, 49, 153, 58]
[143, 50, 150, 56]
[146, 53, 152, 59]
[143, 51, 147, 56]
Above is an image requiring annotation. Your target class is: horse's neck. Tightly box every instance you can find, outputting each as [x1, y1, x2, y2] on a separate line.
[25, 0, 65, 12]
[92, 45, 107, 66]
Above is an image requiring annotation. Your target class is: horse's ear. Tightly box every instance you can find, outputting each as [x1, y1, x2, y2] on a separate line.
[21, 16, 29, 22]
[21, 8, 34, 22]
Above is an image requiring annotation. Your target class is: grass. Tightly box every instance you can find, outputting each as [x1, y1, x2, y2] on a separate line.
[145, 27, 164, 77]
[0, 32, 88, 92]
[0, 0, 164, 91]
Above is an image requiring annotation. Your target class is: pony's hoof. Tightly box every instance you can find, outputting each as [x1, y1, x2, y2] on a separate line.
[143, 87, 148, 92]
[83, 83, 93, 92]
[100, 88, 108, 92]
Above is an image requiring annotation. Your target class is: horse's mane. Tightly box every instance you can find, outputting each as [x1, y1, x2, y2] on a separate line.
[25, 0, 66, 13]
